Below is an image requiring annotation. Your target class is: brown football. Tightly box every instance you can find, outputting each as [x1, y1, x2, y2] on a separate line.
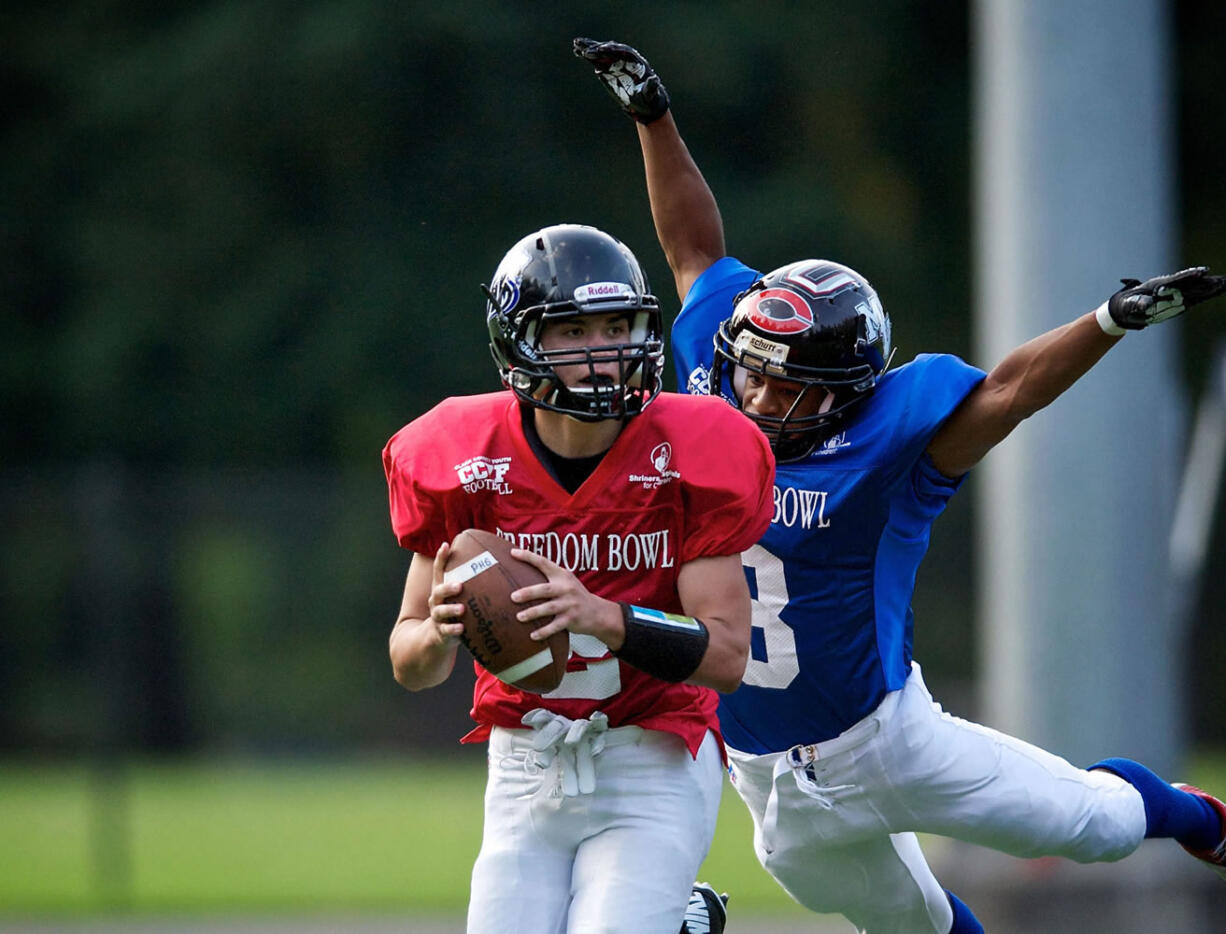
[443, 528, 569, 694]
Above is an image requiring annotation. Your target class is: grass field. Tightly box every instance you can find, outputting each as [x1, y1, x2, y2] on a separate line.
[0, 753, 800, 917]
[2, 750, 1223, 918]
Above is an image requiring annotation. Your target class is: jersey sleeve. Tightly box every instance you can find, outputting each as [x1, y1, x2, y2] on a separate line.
[671, 257, 760, 394]
[884, 352, 986, 490]
[678, 401, 775, 562]
[382, 418, 450, 555]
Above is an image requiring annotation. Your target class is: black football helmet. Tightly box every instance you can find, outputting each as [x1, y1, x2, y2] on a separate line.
[711, 259, 893, 461]
[485, 224, 663, 421]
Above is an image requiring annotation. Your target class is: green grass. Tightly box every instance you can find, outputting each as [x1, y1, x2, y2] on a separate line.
[0, 754, 796, 917]
[2, 750, 1223, 917]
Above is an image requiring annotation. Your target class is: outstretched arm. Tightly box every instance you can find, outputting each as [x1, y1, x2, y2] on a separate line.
[925, 311, 1118, 478]
[574, 38, 725, 302]
[927, 267, 1226, 478]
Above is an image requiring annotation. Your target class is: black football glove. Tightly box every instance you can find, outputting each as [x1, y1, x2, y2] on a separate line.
[1106, 266, 1226, 330]
[573, 37, 670, 124]
[679, 882, 728, 934]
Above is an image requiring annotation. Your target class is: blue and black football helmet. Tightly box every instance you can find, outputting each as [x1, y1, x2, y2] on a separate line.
[485, 224, 664, 421]
[711, 259, 894, 461]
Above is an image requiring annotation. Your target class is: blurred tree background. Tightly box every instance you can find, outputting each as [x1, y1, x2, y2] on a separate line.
[2, 0, 1224, 760]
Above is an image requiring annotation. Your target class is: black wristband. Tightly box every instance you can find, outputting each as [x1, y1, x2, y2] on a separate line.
[613, 603, 710, 683]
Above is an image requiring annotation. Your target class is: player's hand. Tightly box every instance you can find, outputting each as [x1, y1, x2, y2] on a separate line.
[425, 542, 465, 645]
[509, 547, 624, 645]
[1106, 266, 1226, 330]
[573, 37, 670, 124]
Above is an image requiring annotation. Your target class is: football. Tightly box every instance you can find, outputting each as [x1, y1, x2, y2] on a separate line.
[443, 528, 570, 694]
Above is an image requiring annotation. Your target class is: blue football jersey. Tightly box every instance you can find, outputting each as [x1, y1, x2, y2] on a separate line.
[674, 258, 986, 753]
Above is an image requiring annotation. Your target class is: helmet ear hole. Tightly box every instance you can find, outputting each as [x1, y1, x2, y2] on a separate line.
[857, 338, 884, 372]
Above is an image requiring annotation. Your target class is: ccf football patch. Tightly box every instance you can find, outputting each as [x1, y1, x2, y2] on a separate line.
[455, 456, 513, 494]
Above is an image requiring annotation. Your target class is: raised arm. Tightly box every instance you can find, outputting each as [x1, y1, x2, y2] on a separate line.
[927, 267, 1226, 478]
[574, 38, 725, 302]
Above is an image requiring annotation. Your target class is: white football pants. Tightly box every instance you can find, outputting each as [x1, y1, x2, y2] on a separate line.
[467, 714, 723, 934]
[727, 664, 1148, 934]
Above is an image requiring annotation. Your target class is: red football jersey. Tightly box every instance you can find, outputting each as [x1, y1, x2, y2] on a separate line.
[383, 390, 774, 755]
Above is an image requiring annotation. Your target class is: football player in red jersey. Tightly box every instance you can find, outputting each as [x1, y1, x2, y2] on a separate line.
[383, 223, 774, 934]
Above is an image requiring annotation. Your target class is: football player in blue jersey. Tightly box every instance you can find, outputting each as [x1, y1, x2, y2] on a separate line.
[576, 37, 1226, 934]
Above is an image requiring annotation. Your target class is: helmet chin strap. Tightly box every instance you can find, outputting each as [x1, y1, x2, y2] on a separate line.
[556, 382, 625, 421]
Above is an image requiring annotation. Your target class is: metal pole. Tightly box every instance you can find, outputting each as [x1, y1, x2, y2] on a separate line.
[973, 0, 1183, 773]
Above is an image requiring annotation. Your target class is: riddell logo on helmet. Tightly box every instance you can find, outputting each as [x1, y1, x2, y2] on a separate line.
[574, 281, 632, 302]
[746, 289, 813, 334]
